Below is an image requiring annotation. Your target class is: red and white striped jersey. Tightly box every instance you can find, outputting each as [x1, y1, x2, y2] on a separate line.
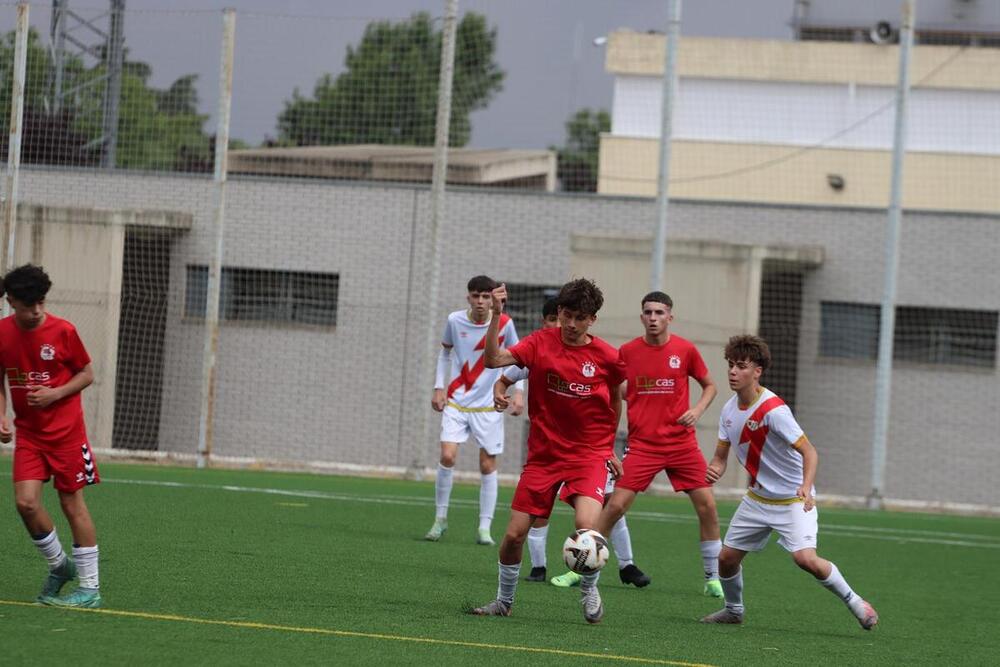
[441, 310, 520, 409]
[717, 388, 813, 500]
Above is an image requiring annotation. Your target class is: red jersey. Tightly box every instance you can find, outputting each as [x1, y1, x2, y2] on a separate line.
[508, 327, 626, 464]
[0, 314, 91, 447]
[620, 334, 708, 453]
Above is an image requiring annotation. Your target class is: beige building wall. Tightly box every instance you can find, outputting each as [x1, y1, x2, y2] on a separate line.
[570, 234, 822, 494]
[599, 137, 1000, 213]
[11, 206, 125, 450]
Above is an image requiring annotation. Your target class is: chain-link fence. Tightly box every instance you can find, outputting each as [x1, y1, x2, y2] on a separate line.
[0, 1, 997, 510]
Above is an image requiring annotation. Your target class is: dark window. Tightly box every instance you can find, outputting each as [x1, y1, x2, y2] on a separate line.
[820, 301, 997, 368]
[759, 268, 804, 410]
[503, 282, 561, 337]
[185, 265, 339, 326]
[820, 301, 880, 360]
[895, 307, 997, 367]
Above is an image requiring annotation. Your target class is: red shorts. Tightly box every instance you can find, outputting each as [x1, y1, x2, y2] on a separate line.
[13, 438, 100, 493]
[511, 457, 609, 518]
[617, 444, 708, 493]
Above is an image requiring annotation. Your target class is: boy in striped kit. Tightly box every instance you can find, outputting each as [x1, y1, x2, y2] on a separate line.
[701, 335, 878, 630]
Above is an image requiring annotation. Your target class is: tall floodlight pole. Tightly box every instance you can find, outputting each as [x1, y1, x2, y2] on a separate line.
[196, 8, 236, 469]
[101, 0, 125, 168]
[422, 0, 459, 460]
[650, 0, 681, 291]
[869, 0, 915, 510]
[2, 3, 30, 282]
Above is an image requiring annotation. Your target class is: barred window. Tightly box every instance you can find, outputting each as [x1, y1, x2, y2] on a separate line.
[185, 265, 339, 327]
[820, 301, 997, 368]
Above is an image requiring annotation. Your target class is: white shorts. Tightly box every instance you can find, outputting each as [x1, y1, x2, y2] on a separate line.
[439, 404, 504, 455]
[723, 494, 819, 553]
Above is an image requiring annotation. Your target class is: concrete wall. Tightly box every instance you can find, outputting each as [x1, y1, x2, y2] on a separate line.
[15, 167, 1000, 506]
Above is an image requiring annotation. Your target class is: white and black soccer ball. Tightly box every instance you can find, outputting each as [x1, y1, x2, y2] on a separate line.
[562, 529, 609, 574]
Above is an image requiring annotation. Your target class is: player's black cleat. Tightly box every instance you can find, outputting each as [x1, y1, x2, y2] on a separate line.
[619, 564, 651, 588]
[526, 566, 547, 582]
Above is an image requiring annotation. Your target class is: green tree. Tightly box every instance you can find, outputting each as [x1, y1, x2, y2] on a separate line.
[551, 108, 610, 192]
[278, 12, 504, 147]
[0, 28, 211, 171]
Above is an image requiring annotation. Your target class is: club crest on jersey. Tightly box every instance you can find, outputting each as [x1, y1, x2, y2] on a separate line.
[746, 418, 762, 432]
[669, 354, 681, 369]
[40, 344, 55, 361]
[581, 361, 596, 378]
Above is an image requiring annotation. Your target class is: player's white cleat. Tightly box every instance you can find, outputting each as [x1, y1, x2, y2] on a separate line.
[468, 599, 511, 617]
[700, 607, 744, 624]
[581, 587, 604, 624]
[424, 519, 447, 541]
[476, 528, 496, 546]
[857, 600, 879, 630]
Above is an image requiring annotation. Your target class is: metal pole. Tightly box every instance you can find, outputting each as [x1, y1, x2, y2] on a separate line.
[421, 0, 458, 458]
[50, 0, 67, 114]
[2, 3, 29, 279]
[650, 0, 681, 291]
[869, 0, 914, 510]
[196, 8, 236, 469]
[101, 0, 125, 168]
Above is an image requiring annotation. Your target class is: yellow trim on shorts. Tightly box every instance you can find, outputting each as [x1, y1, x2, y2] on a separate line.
[747, 489, 803, 505]
[447, 401, 497, 413]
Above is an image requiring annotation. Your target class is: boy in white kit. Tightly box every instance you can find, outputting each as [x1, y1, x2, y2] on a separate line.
[426, 275, 523, 546]
[701, 334, 878, 630]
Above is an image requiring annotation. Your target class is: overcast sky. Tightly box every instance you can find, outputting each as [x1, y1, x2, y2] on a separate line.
[4, 0, 990, 150]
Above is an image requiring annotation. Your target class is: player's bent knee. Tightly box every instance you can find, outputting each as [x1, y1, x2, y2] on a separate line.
[15, 496, 41, 517]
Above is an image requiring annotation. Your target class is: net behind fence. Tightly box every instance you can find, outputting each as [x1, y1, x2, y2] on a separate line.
[0, 2, 997, 509]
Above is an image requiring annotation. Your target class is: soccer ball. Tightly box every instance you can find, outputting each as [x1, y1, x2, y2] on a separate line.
[562, 529, 609, 574]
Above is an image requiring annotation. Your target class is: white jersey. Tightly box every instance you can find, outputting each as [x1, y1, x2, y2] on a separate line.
[718, 388, 813, 501]
[503, 365, 528, 382]
[441, 310, 520, 409]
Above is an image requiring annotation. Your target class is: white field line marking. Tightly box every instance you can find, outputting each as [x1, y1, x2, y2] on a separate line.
[107, 478, 1000, 549]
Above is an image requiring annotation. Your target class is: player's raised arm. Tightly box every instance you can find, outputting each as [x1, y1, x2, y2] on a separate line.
[484, 284, 518, 368]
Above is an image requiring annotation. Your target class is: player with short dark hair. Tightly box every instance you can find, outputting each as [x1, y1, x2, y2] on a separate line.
[700, 334, 878, 629]
[585, 291, 723, 597]
[426, 275, 524, 545]
[0, 264, 102, 608]
[470, 278, 625, 624]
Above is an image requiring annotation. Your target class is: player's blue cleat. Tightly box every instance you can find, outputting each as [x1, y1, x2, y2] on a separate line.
[703, 578, 723, 598]
[550, 570, 581, 587]
[424, 519, 447, 541]
[37, 557, 76, 602]
[40, 587, 101, 609]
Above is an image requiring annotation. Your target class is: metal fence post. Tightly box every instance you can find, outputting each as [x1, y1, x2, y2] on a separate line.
[420, 0, 459, 467]
[2, 2, 29, 279]
[650, 0, 681, 291]
[869, 0, 915, 509]
[197, 8, 236, 469]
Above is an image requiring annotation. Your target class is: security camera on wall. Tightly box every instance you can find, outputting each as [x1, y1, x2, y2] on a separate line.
[869, 21, 895, 44]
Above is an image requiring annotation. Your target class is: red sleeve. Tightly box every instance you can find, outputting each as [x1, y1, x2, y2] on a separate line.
[63, 324, 92, 373]
[688, 343, 708, 381]
[607, 347, 627, 386]
[508, 330, 537, 368]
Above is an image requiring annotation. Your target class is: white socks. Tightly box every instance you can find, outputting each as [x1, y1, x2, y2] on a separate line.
[580, 571, 601, 592]
[73, 545, 100, 590]
[435, 463, 454, 520]
[527, 525, 548, 568]
[701, 539, 722, 580]
[720, 568, 745, 615]
[479, 471, 498, 531]
[32, 530, 67, 571]
[820, 562, 866, 617]
[497, 562, 520, 605]
[610, 517, 633, 568]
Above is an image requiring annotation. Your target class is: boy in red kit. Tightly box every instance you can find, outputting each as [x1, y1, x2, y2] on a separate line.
[469, 278, 625, 624]
[593, 291, 724, 597]
[0, 264, 102, 608]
